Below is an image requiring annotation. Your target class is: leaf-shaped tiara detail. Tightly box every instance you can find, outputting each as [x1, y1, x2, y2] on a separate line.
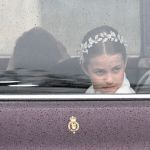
[79, 31, 127, 64]
[81, 31, 127, 54]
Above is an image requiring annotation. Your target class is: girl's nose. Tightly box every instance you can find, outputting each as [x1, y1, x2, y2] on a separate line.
[105, 73, 113, 84]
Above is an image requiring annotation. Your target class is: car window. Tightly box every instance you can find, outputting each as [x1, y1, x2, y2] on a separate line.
[0, 0, 150, 96]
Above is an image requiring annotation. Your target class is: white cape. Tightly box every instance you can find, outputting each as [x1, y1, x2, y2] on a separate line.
[86, 74, 135, 94]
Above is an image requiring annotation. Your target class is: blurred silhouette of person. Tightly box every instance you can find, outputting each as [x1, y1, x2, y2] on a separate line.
[7, 27, 70, 71]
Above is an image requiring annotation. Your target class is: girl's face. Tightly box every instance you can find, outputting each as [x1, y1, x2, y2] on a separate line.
[85, 54, 126, 94]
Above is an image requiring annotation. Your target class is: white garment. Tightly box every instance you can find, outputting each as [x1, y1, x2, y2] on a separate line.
[86, 74, 135, 94]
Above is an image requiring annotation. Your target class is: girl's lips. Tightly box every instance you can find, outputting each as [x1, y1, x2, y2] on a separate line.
[103, 85, 116, 89]
[101, 86, 117, 92]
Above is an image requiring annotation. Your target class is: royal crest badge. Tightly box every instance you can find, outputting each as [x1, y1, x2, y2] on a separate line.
[68, 116, 79, 134]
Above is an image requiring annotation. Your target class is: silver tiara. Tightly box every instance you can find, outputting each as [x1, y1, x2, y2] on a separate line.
[79, 31, 127, 64]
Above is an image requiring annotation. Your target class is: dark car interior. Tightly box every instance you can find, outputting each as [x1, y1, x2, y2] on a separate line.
[0, 55, 148, 94]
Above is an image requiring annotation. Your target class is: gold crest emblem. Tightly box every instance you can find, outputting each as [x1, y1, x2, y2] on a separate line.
[68, 116, 79, 134]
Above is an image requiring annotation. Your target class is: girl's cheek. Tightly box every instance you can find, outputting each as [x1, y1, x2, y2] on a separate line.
[91, 75, 104, 83]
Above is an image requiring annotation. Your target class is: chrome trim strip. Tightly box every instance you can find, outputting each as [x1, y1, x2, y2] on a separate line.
[0, 94, 148, 100]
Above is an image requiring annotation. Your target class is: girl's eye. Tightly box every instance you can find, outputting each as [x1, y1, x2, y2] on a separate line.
[94, 69, 106, 76]
[112, 66, 121, 73]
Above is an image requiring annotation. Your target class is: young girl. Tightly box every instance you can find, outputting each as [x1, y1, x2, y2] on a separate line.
[80, 25, 135, 94]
